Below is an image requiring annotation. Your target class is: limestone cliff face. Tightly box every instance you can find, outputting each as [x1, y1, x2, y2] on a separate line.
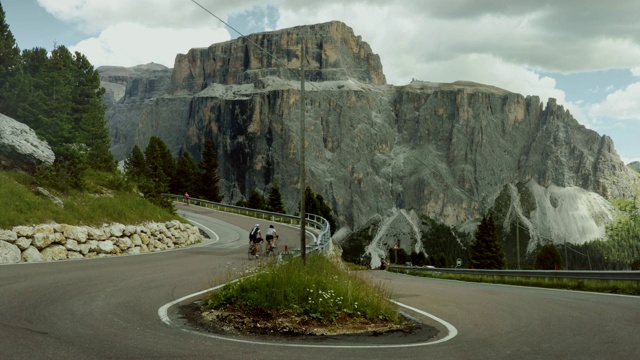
[171, 21, 385, 94]
[101, 21, 639, 253]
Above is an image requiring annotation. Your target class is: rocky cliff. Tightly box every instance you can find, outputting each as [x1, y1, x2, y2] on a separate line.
[100, 21, 640, 263]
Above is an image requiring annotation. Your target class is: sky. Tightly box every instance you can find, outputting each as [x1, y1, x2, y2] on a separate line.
[3, 0, 639, 164]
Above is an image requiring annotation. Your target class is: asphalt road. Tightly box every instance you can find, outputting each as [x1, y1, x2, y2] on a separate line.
[1, 203, 638, 359]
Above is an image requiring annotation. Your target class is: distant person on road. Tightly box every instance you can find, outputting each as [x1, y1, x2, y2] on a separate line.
[184, 192, 190, 205]
[249, 224, 262, 258]
[265, 224, 279, 251]
[380, 258, 390, 270]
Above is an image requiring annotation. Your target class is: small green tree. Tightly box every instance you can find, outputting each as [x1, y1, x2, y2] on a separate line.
[246, 189, 266, 210]
[266, 181, 286, 214]
[535, 243, 563, 270]
[198, 139, 223, 202]
[470, 213, 506, 269]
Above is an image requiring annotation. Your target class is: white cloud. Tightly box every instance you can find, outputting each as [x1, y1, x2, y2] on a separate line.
[589, 82, 640, 121]
[69, 23, 230, 68]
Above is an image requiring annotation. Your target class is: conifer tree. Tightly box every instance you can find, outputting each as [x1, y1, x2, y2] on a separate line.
[143, 136, 174, 197]
[246, 189, 266, 210]
[173, 150, 200, 196]
[198, 139, 223, 202]
[123, 145, 147, 181]
[535, 243, 562, 270]
[266, 181, 286, 214]
[70, 51, 114, 171]
[0, 3, 22, 118]
[470, 213, 506, 269]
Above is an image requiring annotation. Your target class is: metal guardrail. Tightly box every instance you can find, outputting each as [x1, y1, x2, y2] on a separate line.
[390, 266, 640, 281]
[165, 194, 332, 255]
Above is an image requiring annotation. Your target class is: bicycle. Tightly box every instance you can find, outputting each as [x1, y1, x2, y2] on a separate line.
[248, 242, 262, 260]
[265, 238, 279, 257]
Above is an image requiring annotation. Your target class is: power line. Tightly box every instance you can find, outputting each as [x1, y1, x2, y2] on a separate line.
[189, 0, 383, 131]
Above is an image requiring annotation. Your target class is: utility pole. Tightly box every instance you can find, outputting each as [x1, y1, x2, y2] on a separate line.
[516, 214, 520, 270]
[299, 42, 306, 263]
[564, 238, 569, 270]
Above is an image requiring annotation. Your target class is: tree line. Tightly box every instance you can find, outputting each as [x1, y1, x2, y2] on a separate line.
[1, 3, 114, 189]
[123, 135, 338, 232]
[123, 137, 223, 209]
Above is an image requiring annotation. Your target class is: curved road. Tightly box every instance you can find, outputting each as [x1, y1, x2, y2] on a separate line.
[1, 204, 638, 359]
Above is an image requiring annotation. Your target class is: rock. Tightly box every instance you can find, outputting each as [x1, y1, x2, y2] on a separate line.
[13, 226, 34, 238]
[63, 226, 88, 243]
[108, 224, 126, 237]
[32, 233, 55, 250]
[64, 239, 80, 252]
[0, 113, 55, 171]
[0, 229, 17, 243]
[0, 241, 21, 264]
[21, 246, 44, 263]
[15, 237, 31, 250]
[97, 240, 114, 254]
[41, 245, 68, 261]
[35, 187, 64, 208]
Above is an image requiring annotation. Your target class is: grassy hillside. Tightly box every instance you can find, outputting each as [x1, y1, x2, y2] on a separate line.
[0, 169, 180, 229]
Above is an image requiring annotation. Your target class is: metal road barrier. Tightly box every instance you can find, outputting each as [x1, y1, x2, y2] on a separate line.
[164, 194, 332, 255]
[389, 266, 640, 281]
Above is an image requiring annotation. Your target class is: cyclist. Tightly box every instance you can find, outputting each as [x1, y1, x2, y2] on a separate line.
[265, 224, 279, 253]
[249, 224, 262, 258]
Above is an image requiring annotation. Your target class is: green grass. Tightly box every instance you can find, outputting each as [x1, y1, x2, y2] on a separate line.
[0, 169, 180, 229]
[393, 269, 640, 296]
[202, 254, 400, 324]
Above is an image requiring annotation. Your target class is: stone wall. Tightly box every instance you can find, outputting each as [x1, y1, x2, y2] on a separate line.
[0, 220, 203, 264]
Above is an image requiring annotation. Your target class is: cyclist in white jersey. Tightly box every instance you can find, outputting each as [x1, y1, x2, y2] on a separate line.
[265, 224, 278, 251]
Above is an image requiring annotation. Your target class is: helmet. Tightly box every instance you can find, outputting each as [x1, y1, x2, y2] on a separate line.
[255, 224, 260, 228]
[269, 224, 274, 228]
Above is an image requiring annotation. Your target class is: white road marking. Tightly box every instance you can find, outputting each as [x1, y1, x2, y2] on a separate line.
[158, 285, 458, 348]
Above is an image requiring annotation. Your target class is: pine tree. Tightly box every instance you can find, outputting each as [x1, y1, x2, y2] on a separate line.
[0, 3, 22, 118]
[470, 213, 506, 269]
[198, 139, 223, 202]
[299, 187, 337, 231]
[246, 189, 266, 210]
[123, 145, 147, 181]
[266, 181, 286, 214]
[173, 150, 200, 196]
[535, 243, 562, 270]
[144, 136, 174, 195]
[315, 193, 337, 232]
[70, 51, 114, 171]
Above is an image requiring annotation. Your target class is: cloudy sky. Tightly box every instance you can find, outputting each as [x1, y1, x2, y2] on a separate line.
[4, 0, 640, 164]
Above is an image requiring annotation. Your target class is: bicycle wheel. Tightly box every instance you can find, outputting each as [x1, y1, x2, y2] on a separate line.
[248, 245, 254, 260]
[266, 244, 278, 257]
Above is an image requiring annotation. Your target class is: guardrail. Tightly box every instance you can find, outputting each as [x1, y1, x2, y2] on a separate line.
[389, 266, 640, 281]
[165, 194, 332, 255]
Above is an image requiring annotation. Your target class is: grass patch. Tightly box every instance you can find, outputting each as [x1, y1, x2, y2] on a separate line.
[0, 169, 180, 228]
[202, 254, 399, 325]
[394, 269, 640, 296]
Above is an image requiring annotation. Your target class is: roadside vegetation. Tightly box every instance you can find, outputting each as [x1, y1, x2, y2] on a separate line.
[201, 254, 401, 333]
[0, 169, 179, 229]
[392, 269, 640, 296]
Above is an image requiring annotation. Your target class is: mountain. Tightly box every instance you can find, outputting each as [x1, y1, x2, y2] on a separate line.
[99, 21, 640, 267]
